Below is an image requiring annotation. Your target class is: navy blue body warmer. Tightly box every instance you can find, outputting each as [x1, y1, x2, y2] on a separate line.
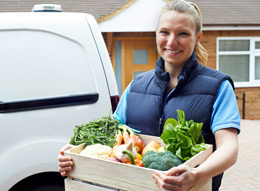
[126, 53, 234, 191]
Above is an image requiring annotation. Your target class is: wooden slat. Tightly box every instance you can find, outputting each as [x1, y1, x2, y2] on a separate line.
[65, 178, 114, 191]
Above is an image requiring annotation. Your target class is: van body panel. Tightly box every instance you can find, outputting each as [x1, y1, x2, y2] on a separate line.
[1, 139, 66, 190]
[0, 12, 118, 190]
[86, 14, 119, 96]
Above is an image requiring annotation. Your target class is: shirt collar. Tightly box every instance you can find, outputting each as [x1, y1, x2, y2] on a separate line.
[155, 52, 199, 85]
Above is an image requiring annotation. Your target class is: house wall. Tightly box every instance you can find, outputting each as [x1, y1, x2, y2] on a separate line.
[103, 30, 260, 120]
[202, 30, 260, 120]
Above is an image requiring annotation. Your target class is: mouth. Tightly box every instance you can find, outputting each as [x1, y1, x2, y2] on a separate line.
[165, 49, 182, 55]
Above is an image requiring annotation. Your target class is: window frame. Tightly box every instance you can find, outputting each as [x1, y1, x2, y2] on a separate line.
[217, 37, 260, 88]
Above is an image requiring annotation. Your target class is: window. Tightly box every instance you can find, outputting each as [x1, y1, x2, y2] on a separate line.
[217, 37, 260, 87]
[133, 49, 148, 64]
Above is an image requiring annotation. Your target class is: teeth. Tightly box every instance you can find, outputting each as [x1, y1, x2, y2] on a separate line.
[166, 50, 180, 54]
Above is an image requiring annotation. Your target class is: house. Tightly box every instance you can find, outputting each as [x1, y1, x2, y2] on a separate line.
[1, 0, 260, 119]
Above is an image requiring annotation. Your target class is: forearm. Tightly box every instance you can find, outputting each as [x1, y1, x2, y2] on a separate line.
[192, 128, 238, 184]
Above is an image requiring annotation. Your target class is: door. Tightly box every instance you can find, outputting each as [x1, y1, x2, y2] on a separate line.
[121, 39, 158, 91]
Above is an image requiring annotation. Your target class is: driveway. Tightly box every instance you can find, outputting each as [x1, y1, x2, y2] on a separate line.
[220, 120, 260, 191]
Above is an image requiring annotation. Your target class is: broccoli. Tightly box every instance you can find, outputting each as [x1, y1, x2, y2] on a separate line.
[142, 151, 183, 171]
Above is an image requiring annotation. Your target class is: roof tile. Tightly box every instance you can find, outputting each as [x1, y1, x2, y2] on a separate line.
[0, 0, 259, 26]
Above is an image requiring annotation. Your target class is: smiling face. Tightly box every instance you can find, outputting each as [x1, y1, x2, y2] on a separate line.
[156, 10, 202, 68]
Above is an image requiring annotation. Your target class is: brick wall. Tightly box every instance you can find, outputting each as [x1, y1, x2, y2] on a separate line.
[235, 87, 260, 120]
[202, 30, 260, 119]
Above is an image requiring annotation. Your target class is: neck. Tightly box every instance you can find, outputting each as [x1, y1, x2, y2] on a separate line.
[164, 62, 184, 80]
[164, 62, 184, 92]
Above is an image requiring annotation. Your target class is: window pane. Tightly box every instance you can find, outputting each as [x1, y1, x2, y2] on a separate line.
[255, 41, 260, 49]
[256, 56, 260, 80]
[219, 55, 249, 82]
[219, 40, 250, 51]
[134, 49, 148, 64]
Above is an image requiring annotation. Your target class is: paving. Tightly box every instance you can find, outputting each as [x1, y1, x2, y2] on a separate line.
[220, 120, 260, 191]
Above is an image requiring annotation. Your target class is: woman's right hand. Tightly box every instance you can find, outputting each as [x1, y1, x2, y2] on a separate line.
[58, 144, 74, 177]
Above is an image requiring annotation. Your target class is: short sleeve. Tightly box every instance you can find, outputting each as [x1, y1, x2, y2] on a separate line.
[113, 82, 132, 124]
[211, 80, 241, 134]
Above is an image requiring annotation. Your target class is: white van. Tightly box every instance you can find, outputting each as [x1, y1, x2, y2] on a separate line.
[0, 7, 119, 191]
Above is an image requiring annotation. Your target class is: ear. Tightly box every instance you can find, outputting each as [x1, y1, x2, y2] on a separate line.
[196, 31, 203, 44]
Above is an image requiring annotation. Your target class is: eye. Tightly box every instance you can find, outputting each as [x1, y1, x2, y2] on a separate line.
[179, 32, 189, 36]
[159, 30, 169, 35]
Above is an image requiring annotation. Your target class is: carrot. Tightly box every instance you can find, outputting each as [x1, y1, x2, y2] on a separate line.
[127, 127, 144, 153]
[119, 125, 144, 153]
[122, 125, 130, 144]
[115, 130, 123, 145]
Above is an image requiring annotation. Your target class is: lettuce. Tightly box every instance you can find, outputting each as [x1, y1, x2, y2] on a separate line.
[160, 110, 207, 161]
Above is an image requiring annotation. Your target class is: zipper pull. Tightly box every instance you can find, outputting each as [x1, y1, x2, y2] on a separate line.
[158, 117, 163, 135]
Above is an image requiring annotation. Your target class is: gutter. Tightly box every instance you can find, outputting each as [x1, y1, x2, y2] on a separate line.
[203, 23, 260, 31]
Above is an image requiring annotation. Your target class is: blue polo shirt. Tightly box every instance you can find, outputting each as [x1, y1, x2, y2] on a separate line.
[114, 80, 240, 135]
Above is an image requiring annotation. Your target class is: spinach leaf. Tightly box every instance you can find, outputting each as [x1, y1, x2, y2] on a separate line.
[69, 116, 120, 148]
[160, 110, 207, 162]
[177, 110, 186, 127]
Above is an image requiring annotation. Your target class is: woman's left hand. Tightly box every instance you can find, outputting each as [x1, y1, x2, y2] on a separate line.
[152, 164, 197, 191]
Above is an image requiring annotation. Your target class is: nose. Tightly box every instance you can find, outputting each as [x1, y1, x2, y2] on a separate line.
[167, 34, 178, 47]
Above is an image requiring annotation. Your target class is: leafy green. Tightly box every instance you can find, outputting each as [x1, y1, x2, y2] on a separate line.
[69, 116, 120, 148]
[160, 110, 207, 162]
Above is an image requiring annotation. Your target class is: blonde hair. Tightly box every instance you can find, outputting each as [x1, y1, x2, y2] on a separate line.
[159, 0, 208, 66]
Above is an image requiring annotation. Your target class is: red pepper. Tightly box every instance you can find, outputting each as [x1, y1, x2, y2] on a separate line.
[134, 159, 143, 167]
[125, 160, 143, 167]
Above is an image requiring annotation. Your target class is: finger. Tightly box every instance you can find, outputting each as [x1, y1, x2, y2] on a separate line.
[61, 171, 67, 177]
[58, 166, 73, 173]
[58, 155, 73, 163]
[153, 172, 173, 188]
[152, 173, 164, 189]
[58, 160, 74, 168]
[166, 164, 188, 176]
[152, 173, 180, 191]
[59, 144, 74, 154]
[153, 171, 167, 180]
[60, 170, 71, 177]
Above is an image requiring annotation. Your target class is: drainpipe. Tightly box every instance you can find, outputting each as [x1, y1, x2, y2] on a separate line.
[242, 91, 245, 119]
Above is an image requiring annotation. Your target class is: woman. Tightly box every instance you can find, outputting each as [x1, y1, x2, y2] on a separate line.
[58, 1, 240, 190]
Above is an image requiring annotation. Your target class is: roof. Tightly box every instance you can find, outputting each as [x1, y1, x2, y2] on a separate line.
[192, 0, 260, 26]
[0, 0, 131, 22]
[100, 0, 260, 32]
[0, 0, 260, 32]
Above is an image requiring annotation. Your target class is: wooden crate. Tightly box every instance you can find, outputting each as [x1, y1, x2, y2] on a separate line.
[64, 134, 213, 191]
